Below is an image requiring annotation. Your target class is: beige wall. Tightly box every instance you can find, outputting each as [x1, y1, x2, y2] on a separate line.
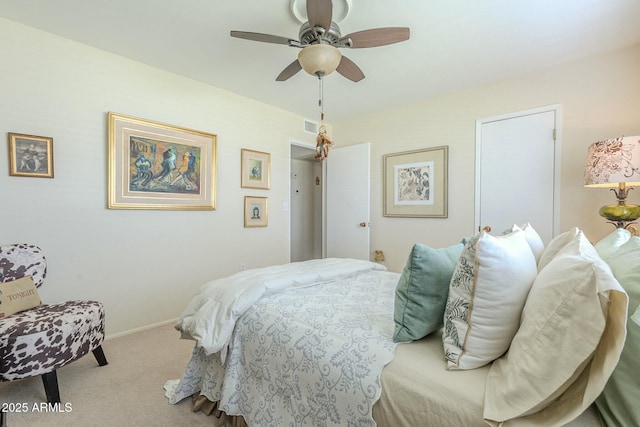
[0, 18, 317, 337]
[3, 16, 639, 335]
[335, 44, 640, 273]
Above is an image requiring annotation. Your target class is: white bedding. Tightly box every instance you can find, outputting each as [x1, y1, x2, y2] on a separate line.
[174, 258, 387, 362]
[166, 258, 399, 426]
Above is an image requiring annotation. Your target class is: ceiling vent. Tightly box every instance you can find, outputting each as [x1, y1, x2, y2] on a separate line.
[304, 119, 318, 135]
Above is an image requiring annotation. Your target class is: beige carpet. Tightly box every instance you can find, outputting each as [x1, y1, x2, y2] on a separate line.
[0, 323, 216, 427]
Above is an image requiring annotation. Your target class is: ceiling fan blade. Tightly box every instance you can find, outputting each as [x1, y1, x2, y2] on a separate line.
[336, 56, 365, 82]
[276, 60, 303, 81]
[307, 0, 332, 31]
[341, 27, 410, 48]
[230, 30, 296, 46]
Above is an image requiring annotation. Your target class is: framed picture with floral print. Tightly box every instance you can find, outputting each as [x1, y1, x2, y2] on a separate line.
[383, 146, 448, 218]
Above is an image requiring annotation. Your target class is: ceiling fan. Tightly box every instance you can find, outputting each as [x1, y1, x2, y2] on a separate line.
[230, 0, 410, 82]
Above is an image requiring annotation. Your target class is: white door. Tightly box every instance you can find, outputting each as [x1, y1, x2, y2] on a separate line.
[325, 143, 370, 260]
[475, 106, 559, 243]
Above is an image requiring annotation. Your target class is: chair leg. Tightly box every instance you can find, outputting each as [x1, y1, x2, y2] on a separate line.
[92, 345, 108, 366]
[41, 371, 60, 404]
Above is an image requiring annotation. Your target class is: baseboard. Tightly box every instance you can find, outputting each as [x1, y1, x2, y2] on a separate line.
[105, 318, 178, 340]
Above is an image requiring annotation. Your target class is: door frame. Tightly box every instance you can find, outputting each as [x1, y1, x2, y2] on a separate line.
[289, 139, 323, 262]
[474, 104, 562, 237]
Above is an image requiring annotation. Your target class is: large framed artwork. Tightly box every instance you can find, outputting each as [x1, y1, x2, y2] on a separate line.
[108, 112, 217, 210]
[383, 146, 448, 218]
[244, 196, 268, 227]
[241, 149, 271, 189]
[8, 133, 54, 178]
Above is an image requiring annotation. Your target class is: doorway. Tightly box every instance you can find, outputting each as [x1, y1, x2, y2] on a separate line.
[475, 105, 561, 243]
[290, 143, 323, 262]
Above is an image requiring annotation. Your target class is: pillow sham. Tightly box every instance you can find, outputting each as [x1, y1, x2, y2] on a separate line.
[393, 241, 465, 343]
[0, 276, 42, 318]
[596, 236, 640, 427]
[484, 230, 628, 426]
[503, 223, 544, 263]
[537, 227, 580, 271]
[594, 227, 631, 261]
[442, 229, 537, 370]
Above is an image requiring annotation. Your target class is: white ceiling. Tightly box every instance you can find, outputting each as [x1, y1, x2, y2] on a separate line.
[2, 0, 640, 124]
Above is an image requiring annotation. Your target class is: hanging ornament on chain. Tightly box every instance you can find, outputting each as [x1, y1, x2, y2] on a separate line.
[315, 72, 333, 161]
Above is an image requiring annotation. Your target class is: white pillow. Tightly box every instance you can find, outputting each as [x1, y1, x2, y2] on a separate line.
[537, 227, 580, 271]
[442, 228, 537, 370]
[594, 227, 631, 261]
[504, 223, 544, 263]
[484, 230, 628, 426]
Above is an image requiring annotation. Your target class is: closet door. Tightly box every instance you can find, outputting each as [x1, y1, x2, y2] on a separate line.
[475, 106, 559, 243]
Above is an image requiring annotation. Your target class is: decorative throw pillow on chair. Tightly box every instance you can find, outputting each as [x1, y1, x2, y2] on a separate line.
[0, 276, 42, 318]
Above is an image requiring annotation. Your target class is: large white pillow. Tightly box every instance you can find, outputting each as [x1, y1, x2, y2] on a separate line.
[503, 223, 544, 263]
[537, 227, 580, 272]
[484, 230, 628, 426]
[594, 227, 631, 261]
[442, 228, 537, 370]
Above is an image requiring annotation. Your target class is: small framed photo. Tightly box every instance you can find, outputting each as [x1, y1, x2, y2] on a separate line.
[241, 149, 270, 189]
[383, 146, 448, 218]
[8, 133, 54, 178]
[244, 196, 268, 227]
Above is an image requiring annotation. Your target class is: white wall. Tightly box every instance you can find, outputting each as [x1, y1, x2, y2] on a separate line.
[0, 18, 317, 337]
[335, 44, 640, 273]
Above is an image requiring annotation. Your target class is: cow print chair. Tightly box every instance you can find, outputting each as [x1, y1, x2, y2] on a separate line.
[0, 243, 107, 403]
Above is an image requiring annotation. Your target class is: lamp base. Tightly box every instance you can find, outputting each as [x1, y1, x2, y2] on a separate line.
[599, 204, 640, 229]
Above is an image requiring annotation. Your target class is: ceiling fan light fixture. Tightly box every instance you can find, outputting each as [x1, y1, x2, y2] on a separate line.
[298, 44, 342, 77]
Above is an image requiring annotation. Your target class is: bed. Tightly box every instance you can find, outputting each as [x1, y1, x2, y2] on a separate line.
[165, 226, 637, 427]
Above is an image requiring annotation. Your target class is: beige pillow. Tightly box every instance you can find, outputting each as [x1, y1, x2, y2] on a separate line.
[536, 227, 580, 271]
[0, 276, 42, 318]
[484, 230, 628, 426]
[442, 228, 537, 370]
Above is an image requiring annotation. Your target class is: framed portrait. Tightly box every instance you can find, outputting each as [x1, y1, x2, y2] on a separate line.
[244, 196, 268, 227]
[383, 146, 448, 218]
[241, 149, 270, 189]
[108, 112, 217, 210]
[8, 133, 54, 178]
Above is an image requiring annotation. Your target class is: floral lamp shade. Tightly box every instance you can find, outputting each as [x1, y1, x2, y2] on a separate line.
[584, 136, 640, 230]
[584, 136, 640, 188]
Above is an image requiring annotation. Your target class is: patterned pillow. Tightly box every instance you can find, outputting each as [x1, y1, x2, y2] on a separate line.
[392, 242, 465, 342]
[442, 229, 537, 370]
[0, 276, 42, 318]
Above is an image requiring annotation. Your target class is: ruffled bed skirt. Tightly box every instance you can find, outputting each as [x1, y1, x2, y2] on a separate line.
[191, 393, 248, 427]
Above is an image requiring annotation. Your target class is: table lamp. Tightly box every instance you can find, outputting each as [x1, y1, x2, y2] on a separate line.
[584, 135, 640, 229]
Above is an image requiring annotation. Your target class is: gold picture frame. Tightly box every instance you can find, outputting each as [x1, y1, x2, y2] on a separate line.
[108, 112, 217, 210]
[241, 149, 271, 189]
[8, 133, 54, 178]
[383, 146, 448, 218]
[244, 196, 268, 227]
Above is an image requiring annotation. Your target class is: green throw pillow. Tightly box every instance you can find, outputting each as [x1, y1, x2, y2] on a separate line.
[596, 236, 640, 427]
[393, 241, 464, 343]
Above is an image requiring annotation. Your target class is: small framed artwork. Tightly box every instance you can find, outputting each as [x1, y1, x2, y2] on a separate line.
[241, 149, 270, 189]
[244, 196, 268, 227]
[8, 133, 54, 178]
[383, 146, 448, 218]
[108, 112, 217, 210]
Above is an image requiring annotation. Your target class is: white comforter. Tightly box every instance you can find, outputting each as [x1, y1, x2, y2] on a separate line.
[174, 258, 387, 362]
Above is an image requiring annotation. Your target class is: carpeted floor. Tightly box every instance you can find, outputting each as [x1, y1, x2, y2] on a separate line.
[0, 323, 215, 427]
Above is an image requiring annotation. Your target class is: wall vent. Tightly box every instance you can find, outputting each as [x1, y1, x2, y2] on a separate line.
[303, 119, 318, 135]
